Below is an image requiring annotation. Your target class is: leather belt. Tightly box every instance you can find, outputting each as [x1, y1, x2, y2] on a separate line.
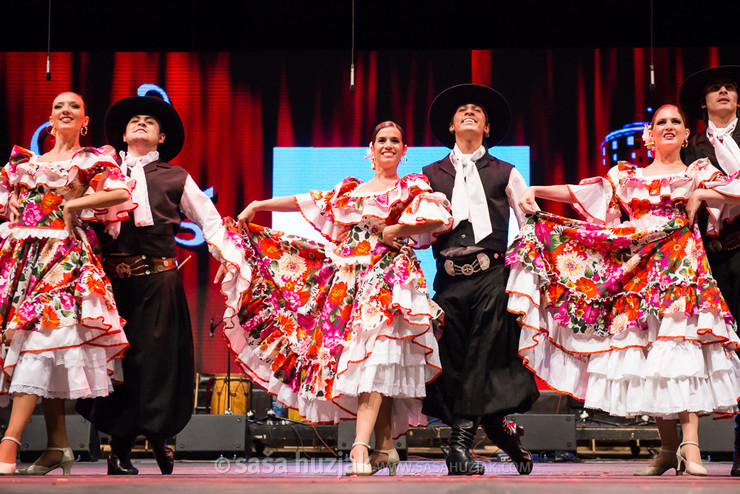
[443, 252, 501, 277]
[103, 255, 178, 278]
[707, 231, 740, 253]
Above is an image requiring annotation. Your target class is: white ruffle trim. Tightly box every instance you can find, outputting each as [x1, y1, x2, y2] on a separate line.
[0, 324, 127, 406]
[0, 223, 69, 240]
[508, 265, 740, 417]
[296, 174, 452, 245]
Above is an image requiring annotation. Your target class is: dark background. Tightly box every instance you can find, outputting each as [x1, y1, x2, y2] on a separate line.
[2, 0, 738, 51]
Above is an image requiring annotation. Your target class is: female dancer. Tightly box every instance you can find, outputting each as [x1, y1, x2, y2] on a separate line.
[0, 92, 133, 475]
[508, 104, 740, 476]
[219, 121, 452, 475]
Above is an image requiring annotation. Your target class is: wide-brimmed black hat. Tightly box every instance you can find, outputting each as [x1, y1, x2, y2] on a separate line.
[679, 65, 740, 120]
[429, 83, 511, 148]
[104, 96, 184, 162]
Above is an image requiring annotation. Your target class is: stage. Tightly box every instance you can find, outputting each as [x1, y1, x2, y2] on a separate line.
[0, 459, 736, 493]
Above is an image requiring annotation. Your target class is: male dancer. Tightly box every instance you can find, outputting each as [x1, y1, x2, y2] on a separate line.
[77, 96, 228, 475]
[422, 84, 539, 475]
[680, 65, 740, 477]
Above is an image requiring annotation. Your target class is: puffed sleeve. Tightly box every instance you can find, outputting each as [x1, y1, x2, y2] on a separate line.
[567, 164, 622, 225]
[295, 177, 362, 243]
[396, 174, 453, 248]
[0, 146, 33, 219]
[72, 147, 135, 226]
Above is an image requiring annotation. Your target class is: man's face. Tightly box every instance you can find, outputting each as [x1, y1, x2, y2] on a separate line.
[449, 103, 490, 139]
[702, 79, 739, 118]
[123, 114, 165, 147]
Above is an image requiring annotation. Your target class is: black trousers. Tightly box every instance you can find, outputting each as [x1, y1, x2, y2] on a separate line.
[77, 270, 194, 438]
[423, 259, 539, 424]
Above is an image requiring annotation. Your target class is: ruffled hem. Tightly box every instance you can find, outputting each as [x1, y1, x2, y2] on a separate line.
[223, 344, 430, 439]
[508, 271, 740, 417]
[219, 218, 441, 436]
[0, 223, 69, 240]
[0, 323, 128, 405]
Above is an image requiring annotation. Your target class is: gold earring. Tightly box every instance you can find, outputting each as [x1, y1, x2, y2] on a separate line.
[682, 139, 688, 149]
[47, 126, 56, 136]
[80, 126, 88, 136]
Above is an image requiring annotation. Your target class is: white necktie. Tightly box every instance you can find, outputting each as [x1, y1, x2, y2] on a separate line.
[449, 144, 492, 243]
[120, 151, 156, 227]
[707, 119, 740, 175]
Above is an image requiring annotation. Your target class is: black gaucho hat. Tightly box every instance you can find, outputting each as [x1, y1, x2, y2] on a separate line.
[429, 83, 511, 148]
[104, 96, 185, 162]
[679, 65, 740, 120]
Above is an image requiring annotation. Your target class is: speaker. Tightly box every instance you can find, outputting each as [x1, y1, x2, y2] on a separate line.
[510, 413, 577, 452]
[697, 415, 734, 454]
[175, 414, 251, 459]
[19, 414, 100, 462]
[336, 420, 407, 460]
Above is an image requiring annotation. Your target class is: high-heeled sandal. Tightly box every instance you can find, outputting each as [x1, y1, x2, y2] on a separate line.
[0, 436, 21, 475]
[370, 448, 400, 476]
[676, 441, 707, 476]
[16, 446, 74, 476]
[633, 448, 678, 476]
[345, 441, 372, 476]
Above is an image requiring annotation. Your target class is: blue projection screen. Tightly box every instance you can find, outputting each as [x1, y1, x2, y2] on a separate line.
[272, 146, 530, 295]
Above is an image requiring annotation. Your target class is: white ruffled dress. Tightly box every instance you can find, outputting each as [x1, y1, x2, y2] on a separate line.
[0, 146, 134, 406]
[506, 160, 740, 418]
[220, 173, 452, 437]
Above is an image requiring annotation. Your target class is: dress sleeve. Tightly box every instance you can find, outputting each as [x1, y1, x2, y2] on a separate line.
[0, 146, 33, 219]
[396, 174, 453, 248]
[567, 166, 622, 225]
[295, 177, 362, 243]
[73, 147, 135, 225]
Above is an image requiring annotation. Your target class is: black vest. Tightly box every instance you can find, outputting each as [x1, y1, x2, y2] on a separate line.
[98, 160, 189, 258]
[422, 152, 514, 256]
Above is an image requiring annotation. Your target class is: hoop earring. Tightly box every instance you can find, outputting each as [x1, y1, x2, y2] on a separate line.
[80, 126, 88, 136]
[47, 126, 56, 136]
[682, 139, 688, 149]
[402, 156, 408, 165]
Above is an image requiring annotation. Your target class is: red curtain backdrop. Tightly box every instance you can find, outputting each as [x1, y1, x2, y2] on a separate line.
[0, 47, 733, 373]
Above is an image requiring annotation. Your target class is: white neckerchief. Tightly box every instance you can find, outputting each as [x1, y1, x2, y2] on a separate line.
[707, 118, 740, 175]
[449, 144, 492, 243]
[120, 150, 157, 227]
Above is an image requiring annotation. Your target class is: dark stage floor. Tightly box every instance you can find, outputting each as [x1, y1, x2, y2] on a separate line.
[0, 459, 737, 493]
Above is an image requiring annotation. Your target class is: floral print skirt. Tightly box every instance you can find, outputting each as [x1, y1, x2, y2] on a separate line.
[221, 224, 442, 437]
[0, 227, 128, 406]
[506, 212, 740, 418]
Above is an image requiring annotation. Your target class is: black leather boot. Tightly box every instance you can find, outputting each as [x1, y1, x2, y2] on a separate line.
[108, 435, 139, 475]
[732, 414, 740, 477]
[149, 436, 175, 475]
[481, 415, 534, 475]
[481, 415, 533, 475]
[446, 417, 485, 476]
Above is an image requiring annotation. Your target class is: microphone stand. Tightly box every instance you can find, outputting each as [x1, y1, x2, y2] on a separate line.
[209, 317, 231, 414]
